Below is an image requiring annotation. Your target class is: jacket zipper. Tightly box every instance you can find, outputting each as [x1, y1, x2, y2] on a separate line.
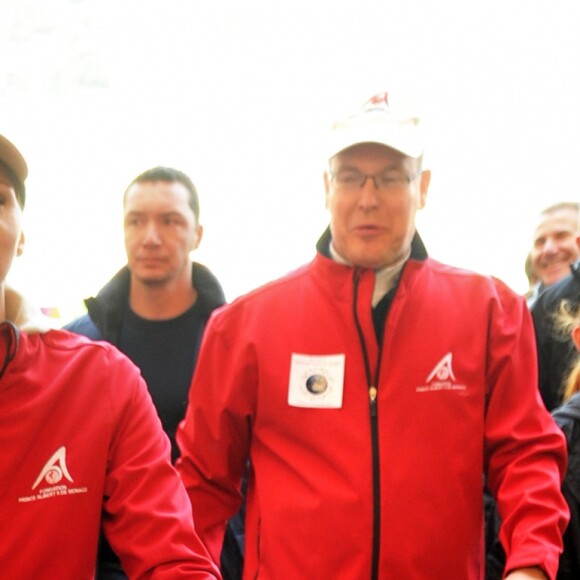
[353, 270, 382, 580]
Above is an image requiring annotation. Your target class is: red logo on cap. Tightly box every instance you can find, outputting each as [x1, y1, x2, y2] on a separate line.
[363, 92, 389, 111]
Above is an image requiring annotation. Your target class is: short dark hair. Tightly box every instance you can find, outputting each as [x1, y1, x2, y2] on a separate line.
[0, 158, 25, 209]
[123, 166, 200, 222]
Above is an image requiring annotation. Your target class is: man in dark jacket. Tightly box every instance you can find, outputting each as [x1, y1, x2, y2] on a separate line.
[532, 260, 580, 410]
[65, 167, 242, 580]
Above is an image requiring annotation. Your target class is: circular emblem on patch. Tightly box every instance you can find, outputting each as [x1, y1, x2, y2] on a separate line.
[306, 374, 328, 394]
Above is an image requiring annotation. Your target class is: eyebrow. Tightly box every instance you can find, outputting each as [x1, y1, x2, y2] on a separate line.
[125, 210, 186, 218]
[333, 163, 406, 172]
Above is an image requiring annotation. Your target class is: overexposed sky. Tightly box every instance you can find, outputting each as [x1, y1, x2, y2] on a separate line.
[1, 0, 579, 319]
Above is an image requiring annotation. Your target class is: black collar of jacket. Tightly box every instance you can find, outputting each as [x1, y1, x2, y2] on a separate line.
[554, 392, 580, 423]
[84, 262, 226, 343]
[315, 225, 428, 263]
[0, 321, 19, 379]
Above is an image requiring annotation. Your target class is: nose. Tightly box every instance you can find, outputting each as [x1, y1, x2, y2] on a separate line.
[542, 237, 559, 255]
[142, 222, 161, 245]
[357, 176, 380, 209]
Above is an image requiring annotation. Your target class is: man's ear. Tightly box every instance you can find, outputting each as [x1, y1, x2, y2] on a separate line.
[16, 230, 25, 257]
[190, 224, 203, 252]
[419, 169, 431, 209]
[323, 170, 331, 209]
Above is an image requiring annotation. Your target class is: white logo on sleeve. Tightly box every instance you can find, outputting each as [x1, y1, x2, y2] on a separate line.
[416, 352, 466, 393]
[32, 446, 73, 489]
[17, 446, 88, 503]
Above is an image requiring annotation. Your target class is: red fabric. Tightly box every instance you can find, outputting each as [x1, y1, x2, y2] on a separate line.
[0, 328, 220, 579]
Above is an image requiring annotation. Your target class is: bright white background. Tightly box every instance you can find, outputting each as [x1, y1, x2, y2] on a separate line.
[1, 0, 579, 320]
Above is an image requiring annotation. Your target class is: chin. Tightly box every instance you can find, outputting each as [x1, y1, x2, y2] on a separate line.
[352, 257, 389, 270]
[543, 272, 568, 287]
[138, 275, 170, 287]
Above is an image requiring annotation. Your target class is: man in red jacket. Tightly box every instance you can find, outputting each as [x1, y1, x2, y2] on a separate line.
[0, 133, 221, 579]
[177, 92, 569, 580]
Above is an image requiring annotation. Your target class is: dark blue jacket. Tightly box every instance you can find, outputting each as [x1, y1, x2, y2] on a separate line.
[65, 262, 225, 343]
[66, 263, 243, 580]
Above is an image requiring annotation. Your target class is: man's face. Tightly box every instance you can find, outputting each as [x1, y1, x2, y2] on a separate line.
[324, 143, 430, 269]
[124, 180, 202, 287]
[0, 165, 24, 287]
[531, 207, 580, 287]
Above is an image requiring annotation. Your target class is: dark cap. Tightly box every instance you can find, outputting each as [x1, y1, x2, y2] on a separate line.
[0, 134, 28, 208]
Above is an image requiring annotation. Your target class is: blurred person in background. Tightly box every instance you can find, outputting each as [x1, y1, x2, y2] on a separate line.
[530, 202, 580, 411]
[528, 202, 580, 308]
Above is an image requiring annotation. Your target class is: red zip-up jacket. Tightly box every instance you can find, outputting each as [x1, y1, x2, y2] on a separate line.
[0, 322, 220, 579]
[177, 239, 568, 579]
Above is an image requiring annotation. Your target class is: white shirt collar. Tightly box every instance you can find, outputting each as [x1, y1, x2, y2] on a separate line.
[329, 244, 410, 307]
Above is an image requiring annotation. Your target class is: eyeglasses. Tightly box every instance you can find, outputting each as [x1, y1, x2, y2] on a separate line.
[329, 168, 422, 193]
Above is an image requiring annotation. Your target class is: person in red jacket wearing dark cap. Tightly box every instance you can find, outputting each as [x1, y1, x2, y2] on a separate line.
[0, 132, 221, 580]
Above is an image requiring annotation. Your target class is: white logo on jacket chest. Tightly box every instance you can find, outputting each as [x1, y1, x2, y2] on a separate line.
[17, 446, 88, 504]
[288, 353, 345, 408]
[416, 352, 467, 393]
[32, 446, 73, 489]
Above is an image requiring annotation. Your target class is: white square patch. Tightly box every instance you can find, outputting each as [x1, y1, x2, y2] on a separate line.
[288, 353, 345, 408]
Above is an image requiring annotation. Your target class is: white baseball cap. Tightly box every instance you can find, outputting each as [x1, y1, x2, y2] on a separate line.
[326, 92, 425, 160]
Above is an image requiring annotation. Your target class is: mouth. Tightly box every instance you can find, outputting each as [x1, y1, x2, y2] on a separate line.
[542, 260, 568, 271]
[353, 224, 383, 235]
[540, 261, 570, 281]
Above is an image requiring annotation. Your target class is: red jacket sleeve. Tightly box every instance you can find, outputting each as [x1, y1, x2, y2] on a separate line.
[484, 281, 569, 579]
[102, 348, 221, 579]
[177, 306, 253, 565]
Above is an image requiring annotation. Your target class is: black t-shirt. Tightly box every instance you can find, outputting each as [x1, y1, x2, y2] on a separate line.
[118, 303, 207, 462]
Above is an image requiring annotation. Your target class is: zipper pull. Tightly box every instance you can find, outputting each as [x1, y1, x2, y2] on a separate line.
[369, 386, 377, 417]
